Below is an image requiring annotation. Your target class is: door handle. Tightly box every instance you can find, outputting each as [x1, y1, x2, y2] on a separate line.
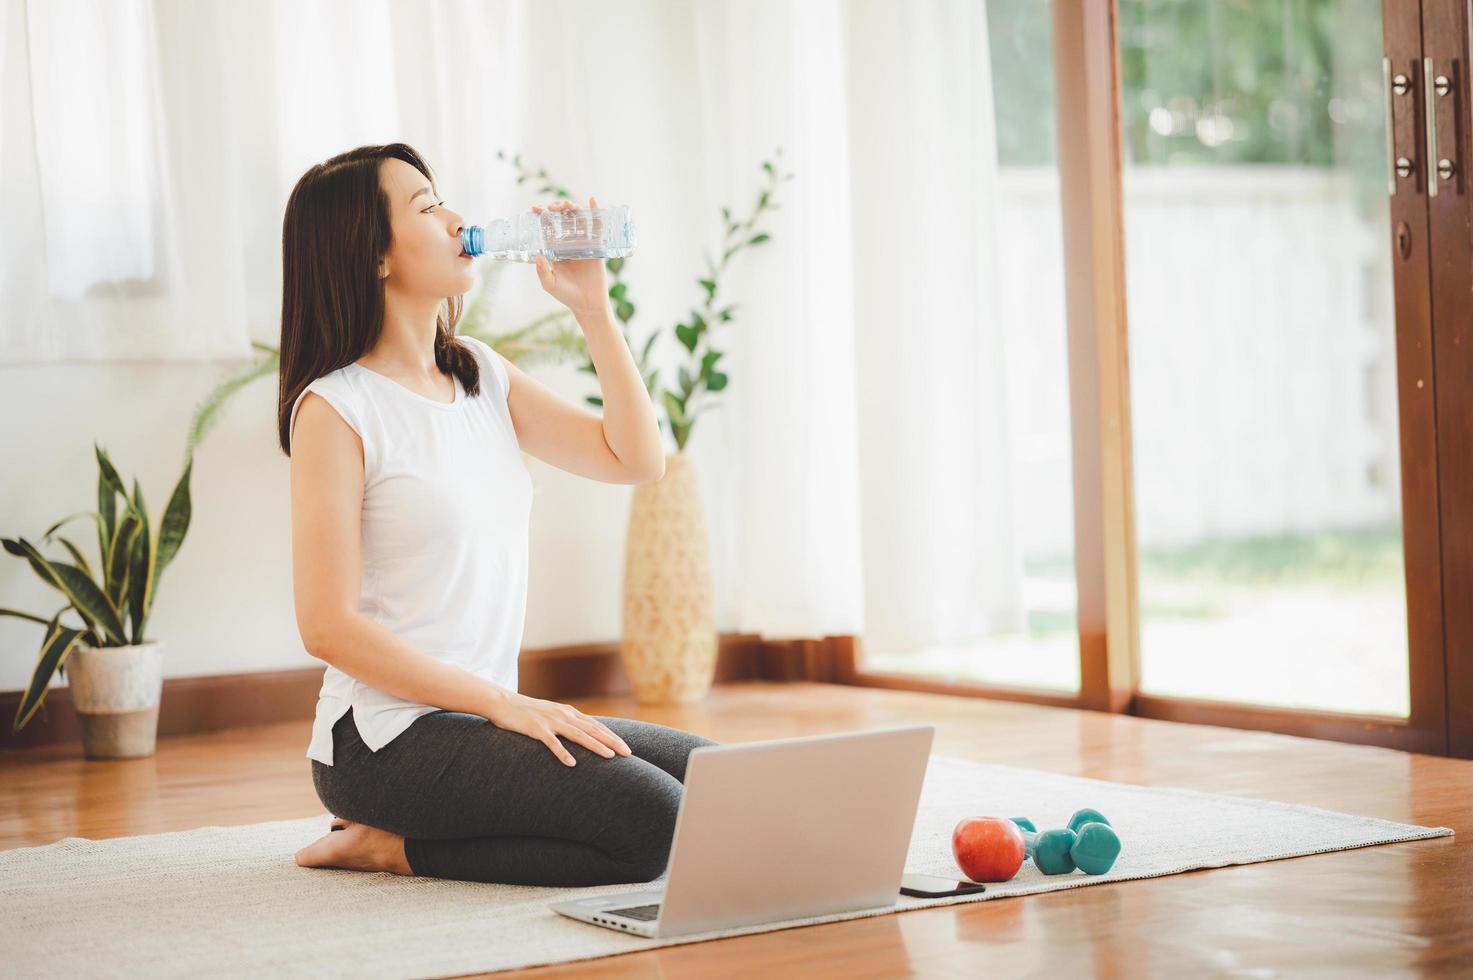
[1385, 58, 1414, 195]
[1424, 57, 1460, 197]
[1424, 58, 1440, 198]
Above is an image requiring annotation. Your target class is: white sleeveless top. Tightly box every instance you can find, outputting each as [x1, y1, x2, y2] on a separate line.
[289, 334, 533, 765]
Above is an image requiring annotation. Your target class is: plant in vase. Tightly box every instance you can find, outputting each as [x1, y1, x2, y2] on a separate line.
[1, 445, 192, 758]
[503, 148, 794, 703]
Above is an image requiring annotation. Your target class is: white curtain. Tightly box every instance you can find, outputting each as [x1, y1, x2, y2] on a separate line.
[689, 0, 868, 641]
[0, 0, 1022, 651]
[842, 0, 1024, 650]
[690, 0, 1021, 647]
[2, 0, 251, 360]
[0, 0, 532, 363]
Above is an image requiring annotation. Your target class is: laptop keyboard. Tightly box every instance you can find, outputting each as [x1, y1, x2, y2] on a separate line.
[607, 902, 661, 921]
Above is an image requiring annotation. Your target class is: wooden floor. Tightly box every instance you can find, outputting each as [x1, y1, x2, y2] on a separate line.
[4, 680, 1471, 977]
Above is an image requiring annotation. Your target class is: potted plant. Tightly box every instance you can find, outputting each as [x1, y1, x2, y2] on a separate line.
[2, 445, 192, 758]
[503, 148, 794, 703]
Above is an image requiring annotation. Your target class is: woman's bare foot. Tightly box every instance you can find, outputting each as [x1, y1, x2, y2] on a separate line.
[295, 818, 412, 876]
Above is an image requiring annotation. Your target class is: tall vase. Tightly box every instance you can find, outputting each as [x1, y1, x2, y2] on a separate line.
[620, 451, 717, 703]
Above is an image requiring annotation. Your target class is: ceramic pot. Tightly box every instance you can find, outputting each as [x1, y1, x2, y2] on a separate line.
[65, 640, 164, 759]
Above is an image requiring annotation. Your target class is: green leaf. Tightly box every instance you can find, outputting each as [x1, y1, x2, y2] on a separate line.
[675, 323, 699, 353]
[95, 445, 148, 572]
[609, 282, 628, 301]
[41, 510, 104, 542]
[105, 510, 140, 608]
[718, 304, 738, 322]
[762, 161, 774, 177]
[606, 256, 624, 275]
[129, 477, 155, 643]
[698, 278, 717, 303]
[678, 366, 694, 396]
[128, 522, 150, 644]
[186, 350, 279, 457]
[700, 350, 723, 379]
[615, 299, 635, 323]
[707, 371, 728, 392]
[54, 536, 94, 582]
[720, 206, 731, 222]
[586, 395, 604, 408]
[2, 537, 127, 645]
[749, 232, 770, 246]
[663, 390, 689, 428]
[14, 611, 85, 732]
[0, 606, 55, 627]
[96, 457, 116, 571]
[152, 457, 193, 598]
[94, 443, 128, 501]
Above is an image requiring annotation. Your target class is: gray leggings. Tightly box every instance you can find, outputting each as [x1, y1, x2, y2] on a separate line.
[310, 705, 722, 887]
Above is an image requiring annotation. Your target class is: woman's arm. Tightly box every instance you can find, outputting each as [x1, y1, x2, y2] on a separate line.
[497, 303, 665, 484]
[575, 302, 665, 479]
[513, 195, 664, 484]
[307, 613, 513, 718]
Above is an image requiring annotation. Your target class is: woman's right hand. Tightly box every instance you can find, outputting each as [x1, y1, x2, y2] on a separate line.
[484, 691, 632, 766]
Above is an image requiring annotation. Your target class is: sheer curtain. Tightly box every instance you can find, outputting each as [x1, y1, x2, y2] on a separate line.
[689, 0, 867, 641]
[0, 0, 1022, 652]
[842, 0, 1024, 651]
[2, 0, 252, 361]
[0, 0, 526, 363]
[691, 0, 1021, 647]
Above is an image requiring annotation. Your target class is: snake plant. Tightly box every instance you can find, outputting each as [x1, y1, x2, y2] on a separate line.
[1, 444, 192, 733]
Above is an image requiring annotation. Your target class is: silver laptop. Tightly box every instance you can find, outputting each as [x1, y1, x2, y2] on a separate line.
[548, 723, 935, 938]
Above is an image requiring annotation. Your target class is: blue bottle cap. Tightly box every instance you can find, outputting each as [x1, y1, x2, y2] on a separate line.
[460, 226, 484, 257]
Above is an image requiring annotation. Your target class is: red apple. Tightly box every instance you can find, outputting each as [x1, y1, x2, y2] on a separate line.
[951, 816, 1025, 883]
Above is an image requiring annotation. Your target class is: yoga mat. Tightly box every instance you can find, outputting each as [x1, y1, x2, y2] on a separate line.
[0, 755, 1452, 978]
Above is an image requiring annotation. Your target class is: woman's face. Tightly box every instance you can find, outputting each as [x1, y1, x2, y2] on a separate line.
[377, 157, 475, 298]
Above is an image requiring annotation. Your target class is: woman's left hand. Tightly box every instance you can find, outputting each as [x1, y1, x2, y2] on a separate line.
[532, 195, 611, 317]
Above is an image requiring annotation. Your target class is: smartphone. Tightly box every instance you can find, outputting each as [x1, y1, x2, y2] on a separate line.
[900, 872, 987, 898]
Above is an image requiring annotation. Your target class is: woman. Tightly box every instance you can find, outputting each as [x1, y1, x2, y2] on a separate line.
[280, 143, 719, 886]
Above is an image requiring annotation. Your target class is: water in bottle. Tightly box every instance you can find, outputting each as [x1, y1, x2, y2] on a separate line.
[460, 205, 637, 262]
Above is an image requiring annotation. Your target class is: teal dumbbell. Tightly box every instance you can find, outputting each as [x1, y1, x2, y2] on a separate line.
[1067, 808, 1109, 834]
[1008, 817, 1079, 875]
[1066, 809, 1121, 874]
[1010, 809, 1122, 875]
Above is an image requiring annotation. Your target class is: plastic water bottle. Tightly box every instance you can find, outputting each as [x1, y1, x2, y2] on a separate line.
[460, 204, 637, 262]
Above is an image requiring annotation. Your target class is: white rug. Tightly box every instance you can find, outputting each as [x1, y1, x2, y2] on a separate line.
[1, 755, 1452, 979]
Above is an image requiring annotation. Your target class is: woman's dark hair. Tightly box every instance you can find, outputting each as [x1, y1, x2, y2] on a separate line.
[276, 142, 481, 455]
